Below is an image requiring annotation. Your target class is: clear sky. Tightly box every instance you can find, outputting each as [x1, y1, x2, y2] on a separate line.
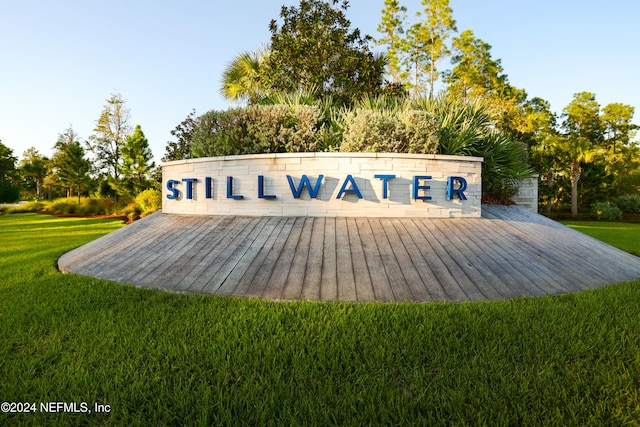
[1, 0, 638, 164]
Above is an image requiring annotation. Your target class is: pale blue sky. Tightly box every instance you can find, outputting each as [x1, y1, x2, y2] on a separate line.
[1, 0, 638, 163]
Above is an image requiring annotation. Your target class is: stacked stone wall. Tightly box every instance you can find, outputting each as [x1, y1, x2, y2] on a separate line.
[511, 177, 539, 212]
[162, 153, 483, 218]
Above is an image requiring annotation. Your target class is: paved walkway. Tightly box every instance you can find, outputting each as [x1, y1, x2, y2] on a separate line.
[58, 206, 640, 302]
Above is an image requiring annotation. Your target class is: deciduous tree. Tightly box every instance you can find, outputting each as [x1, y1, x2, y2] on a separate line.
[0, 140, 20, 202]
[19, 147, 49, 199]
[265, 0, 385, 105]
[163, 110, 197, 162]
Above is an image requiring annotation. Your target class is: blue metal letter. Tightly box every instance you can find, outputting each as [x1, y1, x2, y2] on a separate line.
[336, 175, 363, 199]
[374, 174, 396, 199]
[166, 179, 180, 200]
[412, 176, 432, 201]
[258, 175, 276, 199]
[447, 176, 468, 200]
[205, 177, 213, 199]
[182, 178, 198, 200]
[286, 175, 324, 199]
[226, 176, 244, 199]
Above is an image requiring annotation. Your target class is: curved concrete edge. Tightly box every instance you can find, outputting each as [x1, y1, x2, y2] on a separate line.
[160, 152, 484, 167]
[58, 207, 640, 302]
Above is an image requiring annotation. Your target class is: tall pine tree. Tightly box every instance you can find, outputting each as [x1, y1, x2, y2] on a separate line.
[405, 0, 456, 97]
[87, 93, 132, 199]
[376, 0, 408, 85]
[117, 124, 155, 196]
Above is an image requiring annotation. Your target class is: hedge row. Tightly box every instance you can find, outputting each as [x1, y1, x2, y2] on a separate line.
[0, 190, 162, 221]
[190, 104, 337, 157]
[590, 195, 640, 221]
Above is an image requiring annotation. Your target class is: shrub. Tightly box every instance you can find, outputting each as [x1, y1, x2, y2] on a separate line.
[136, 189, 162, 216]
[122, 202, 143, 221]
[245, 104, 289, 153]
[48, 199, 78, 215]
[474, 133, 531, 199]
[340, 109, 439, 154]
[339, 109, 397, 152]
[25, 201, 46, 212]
[2, 201, 45, 214]
[0, 182, 20, 203]
[190, 109, 248, 158]
[591, 202, 623, 221]
[186, 93, 534, 200]
[39, 197, 125, 216]
[614, 194, 640, 214]
[400, 110, 441, 153]
[190, 104, 327, 157]
[281, 104, 325, 152]
[415, 95, 534, 198]
[341, 94, 533, 198]
[79, 198, 102, 216]
[243, 104, 326, 153]
[261, 87, 340, 151]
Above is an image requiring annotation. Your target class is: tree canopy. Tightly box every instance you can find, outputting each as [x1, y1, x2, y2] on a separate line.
[219, 0, 640, 211]
[264, 0, 386, 105]
[51, 127, 92, 201]
[376, 0, 408, 85]
[87, 93, 132, 182]
[19, 147, 49, 198]
[4, 93, 159, 203]
[220, 47, 270, 104]
[116, 124, 156, 196]
[0, 140, 20, 202]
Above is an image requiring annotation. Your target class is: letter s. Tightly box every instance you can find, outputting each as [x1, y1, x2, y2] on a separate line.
[166, 179, 180, 200]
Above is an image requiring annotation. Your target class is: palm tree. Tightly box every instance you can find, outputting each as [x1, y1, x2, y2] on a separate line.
[415, 95, 533, 198]
[560, 92, 603, 215]
[557, 136, 600, 215]
[219, 46, 269, 104]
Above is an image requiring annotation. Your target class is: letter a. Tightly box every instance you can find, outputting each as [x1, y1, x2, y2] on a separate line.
[336, 175, 363, 199]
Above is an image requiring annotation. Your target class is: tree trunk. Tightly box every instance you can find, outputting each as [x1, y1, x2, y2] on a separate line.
[413, 54, 419, 99]
[429, 49, 435, 98]
[571, 162, 581, 216]
[545, 172, 553, 214]
[36, 178, 43, 198]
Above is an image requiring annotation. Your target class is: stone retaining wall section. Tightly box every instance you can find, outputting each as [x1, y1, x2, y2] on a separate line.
[511, 176, 539, 213]
[162, 153, 483, 218]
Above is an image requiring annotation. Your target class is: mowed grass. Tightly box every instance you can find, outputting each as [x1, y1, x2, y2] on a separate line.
[1, 213, 640, 426]
[561, 220, 640, 256]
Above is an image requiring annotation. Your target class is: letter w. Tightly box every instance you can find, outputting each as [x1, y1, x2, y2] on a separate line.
[287, 175, 324, 199]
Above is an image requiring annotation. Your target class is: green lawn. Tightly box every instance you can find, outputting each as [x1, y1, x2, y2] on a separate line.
[1, 213, 640, 426]
[561, 220, 640, 256]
